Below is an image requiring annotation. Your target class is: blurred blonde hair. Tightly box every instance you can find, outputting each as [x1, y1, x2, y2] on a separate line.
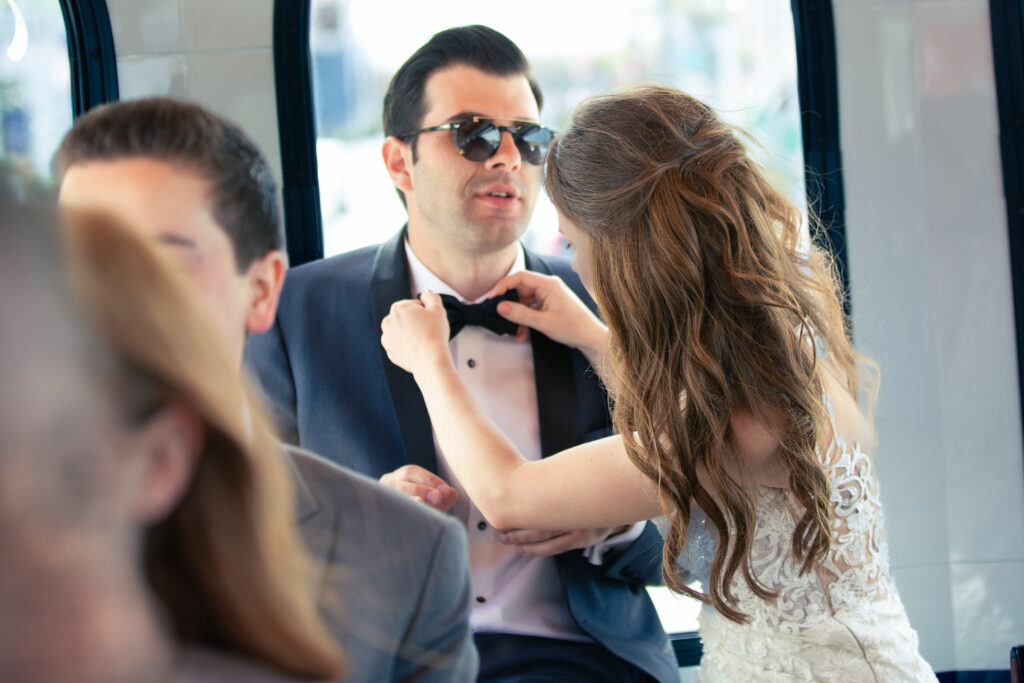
[62, 211, 343, 679]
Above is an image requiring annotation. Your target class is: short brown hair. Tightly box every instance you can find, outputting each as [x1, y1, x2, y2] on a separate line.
[57, 98, 282, 271]
[383, 25, 542, 142]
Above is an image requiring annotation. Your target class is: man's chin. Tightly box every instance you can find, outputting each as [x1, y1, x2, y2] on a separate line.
[465, 221, 529, 254]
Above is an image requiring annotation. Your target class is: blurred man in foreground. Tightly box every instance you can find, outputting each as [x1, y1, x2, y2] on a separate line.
[57, 98, 477, 682]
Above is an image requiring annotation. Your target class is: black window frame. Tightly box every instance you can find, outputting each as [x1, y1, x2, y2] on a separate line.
[275, 0, 847, 667]
[990, 0, 1024, 462]
[59, 0, 119, 118]
[792, 0, 848, 317]
[273, 0, 322, 267]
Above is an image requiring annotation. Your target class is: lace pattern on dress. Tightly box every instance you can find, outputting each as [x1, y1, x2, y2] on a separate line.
[677, 396, 892, 629]
[670, 396, 935, 680]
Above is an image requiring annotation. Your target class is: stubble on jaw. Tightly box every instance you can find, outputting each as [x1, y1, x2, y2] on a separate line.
[412, 193, 529, 260]
[454, 183, 537, 257]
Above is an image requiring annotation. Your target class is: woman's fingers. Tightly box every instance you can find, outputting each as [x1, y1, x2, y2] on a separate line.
[487, 271, 524, 298]
[496, 300, 541, 328]
[495, 300, 540, 343]
[380, 294, 453, 373]
[488, 270, 553, 299]
[386, 298, 424, 323]
[421, 289, 444, 310]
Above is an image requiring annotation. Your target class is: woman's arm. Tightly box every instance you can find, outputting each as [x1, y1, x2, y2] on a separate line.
[381, 293, 661, 531]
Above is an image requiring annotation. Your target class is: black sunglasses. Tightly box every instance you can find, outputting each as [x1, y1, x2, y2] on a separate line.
[400, 116, 555, 166]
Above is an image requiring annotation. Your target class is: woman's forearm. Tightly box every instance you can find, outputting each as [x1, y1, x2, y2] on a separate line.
[413, 360, 534, 530]
[574, 324, 614, 387]
[378, 292, 655, 528]
[412, 358, 662, 531]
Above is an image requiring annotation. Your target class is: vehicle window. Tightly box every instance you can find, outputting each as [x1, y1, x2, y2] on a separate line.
[0, 0, 72, 182]
[309, 0, 804, 632]
[310, 0, 805, 262]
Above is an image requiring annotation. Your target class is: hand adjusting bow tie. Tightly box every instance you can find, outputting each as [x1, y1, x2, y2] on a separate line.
[437, 289, 519, 340]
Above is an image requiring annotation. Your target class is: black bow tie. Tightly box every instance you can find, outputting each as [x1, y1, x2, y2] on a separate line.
[437, 289, 519, 339]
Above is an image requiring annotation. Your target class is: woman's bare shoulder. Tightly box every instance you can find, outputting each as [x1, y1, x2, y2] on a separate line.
[819, 359, 876, 452]
[727, 410, 789, 489]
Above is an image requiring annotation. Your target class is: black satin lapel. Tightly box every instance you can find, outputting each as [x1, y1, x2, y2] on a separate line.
[371, 227, 439, 473]
[524, 249, 578, 456]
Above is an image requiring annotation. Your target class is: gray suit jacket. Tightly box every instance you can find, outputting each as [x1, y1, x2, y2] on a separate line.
[287, 447, 477, 682]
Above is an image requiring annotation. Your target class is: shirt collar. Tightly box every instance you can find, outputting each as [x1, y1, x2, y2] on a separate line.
[404, 238, 525, 303]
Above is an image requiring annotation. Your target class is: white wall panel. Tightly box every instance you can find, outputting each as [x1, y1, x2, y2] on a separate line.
[107, 0, 185, 56]
[912, 0, 1024, 567]
[185, 48, 281, 190]
[834, 1, 950, 567]
[836, 0, 1024, 671]
[106, 0, 282, 190]
[116, 55, 188, 100]
[951, 561, 1024, 669]
[182, 0, 273, 52]
[894, 563, 957, 671]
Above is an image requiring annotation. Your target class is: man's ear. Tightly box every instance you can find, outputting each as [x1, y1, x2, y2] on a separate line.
[244, 249, 287, 335]
[132, 404, 203, 524]
[383, 136, 415, 195]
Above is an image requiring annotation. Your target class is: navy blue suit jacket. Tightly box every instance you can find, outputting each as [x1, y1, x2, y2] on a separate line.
[245, 229, 677, 683]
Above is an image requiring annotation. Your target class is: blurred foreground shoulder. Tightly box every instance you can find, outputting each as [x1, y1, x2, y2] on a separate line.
[286, 447, 478, 682]
[179, 646, 327, 682]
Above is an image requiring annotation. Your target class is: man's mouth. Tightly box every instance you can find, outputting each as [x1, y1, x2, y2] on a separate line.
[476, 185, 520, 209]
[477, 194, 518, 208]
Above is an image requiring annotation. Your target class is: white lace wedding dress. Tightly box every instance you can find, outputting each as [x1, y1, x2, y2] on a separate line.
[672, 399, 936, 681]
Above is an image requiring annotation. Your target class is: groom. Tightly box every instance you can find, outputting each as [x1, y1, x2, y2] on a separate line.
[246, 25, 676, 682]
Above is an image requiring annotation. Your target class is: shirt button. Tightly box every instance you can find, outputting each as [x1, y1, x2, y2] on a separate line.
[475, 596, 486, 604]
[477, 521, 487, 530]
[467, 358, 476, 368]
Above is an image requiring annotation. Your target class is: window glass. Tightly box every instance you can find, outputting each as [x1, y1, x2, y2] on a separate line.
[311, 0, 804, 260]
[310, 0, 803, 633]
[0, 0, 72, 182]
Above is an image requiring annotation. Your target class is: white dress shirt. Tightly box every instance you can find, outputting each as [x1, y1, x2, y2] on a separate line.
[404, 240, 643, 641]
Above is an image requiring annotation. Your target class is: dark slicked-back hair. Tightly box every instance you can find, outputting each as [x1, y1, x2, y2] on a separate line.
[383, 24, 543, 144]
[56, 97, 282, 272]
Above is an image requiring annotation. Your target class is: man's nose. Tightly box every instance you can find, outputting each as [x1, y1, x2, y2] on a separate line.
[484, 130, 522, 171]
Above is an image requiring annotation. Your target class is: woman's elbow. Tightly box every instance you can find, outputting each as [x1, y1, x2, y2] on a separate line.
[465, 460, 535, 530]
[472, 486, 524, 531]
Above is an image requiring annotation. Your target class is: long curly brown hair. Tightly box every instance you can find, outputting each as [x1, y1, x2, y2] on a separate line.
[545, 86, 865, 622]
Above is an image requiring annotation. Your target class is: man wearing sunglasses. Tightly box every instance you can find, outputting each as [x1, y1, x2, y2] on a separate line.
[247, 25, 676, 683]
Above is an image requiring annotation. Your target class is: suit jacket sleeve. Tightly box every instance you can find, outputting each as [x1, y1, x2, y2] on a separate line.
[394, 518, 478, 682]
[597, 522, 666, 586]
[244, 315, 299, 445]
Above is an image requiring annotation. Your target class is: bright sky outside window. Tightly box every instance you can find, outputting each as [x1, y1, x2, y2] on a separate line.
[0, 0, 72, 182]
[311, 0, 804, 262]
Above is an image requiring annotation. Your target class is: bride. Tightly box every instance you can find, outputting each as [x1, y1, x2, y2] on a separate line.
[381, 85, 935, 681]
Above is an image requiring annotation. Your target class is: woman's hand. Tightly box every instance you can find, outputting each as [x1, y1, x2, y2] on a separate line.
[489, 271, 609, 365]
[381, 291, 453, 378]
